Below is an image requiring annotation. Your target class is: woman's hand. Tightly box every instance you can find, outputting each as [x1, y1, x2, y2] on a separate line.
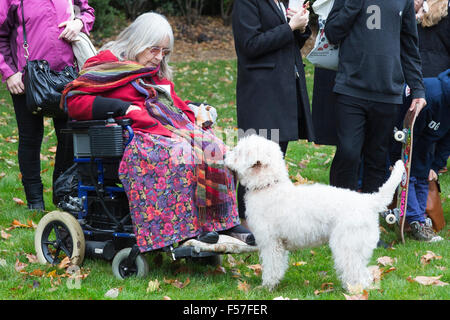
[6, 72, 25, 95]
[288, 7, 310, 32]
[125, 105, 141, 115]
[58, 19, 84, 42]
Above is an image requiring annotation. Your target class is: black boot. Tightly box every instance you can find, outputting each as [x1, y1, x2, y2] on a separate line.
[24, 182, 45, 211]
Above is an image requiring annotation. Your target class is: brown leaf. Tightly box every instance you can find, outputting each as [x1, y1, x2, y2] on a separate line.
[420, 251, 442, 265]
[57, 256, 71, 269]
[26, 253, 39, 264]
[247, 264, 262, 276]
[1, 230, 12, 240]
[237, 280, 250, 293]
[408, 275, 448, 287]
[14, 259, 28, 273]
[377, 256, 396, 266]
[343, 290, 369, 300]
[164, 277, 190, 289]
[28, 269, 46, 277]
[12, 197, 25, 206]
[48, 146, 57, 153]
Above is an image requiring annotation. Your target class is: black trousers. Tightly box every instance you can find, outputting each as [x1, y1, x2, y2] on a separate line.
[330, 94, 398, 193]
[237, 141, 288, 219]
[11, 94, 73, 190]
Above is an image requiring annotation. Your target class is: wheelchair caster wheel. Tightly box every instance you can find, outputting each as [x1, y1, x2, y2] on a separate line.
[394, 130, 406, 142]
[112, 248, 149, 280]
[35, 210, 85, 266]
[385, 213, 397, 225]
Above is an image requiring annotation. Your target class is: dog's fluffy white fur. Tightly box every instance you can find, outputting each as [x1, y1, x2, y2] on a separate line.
[225, 135, 405, 291]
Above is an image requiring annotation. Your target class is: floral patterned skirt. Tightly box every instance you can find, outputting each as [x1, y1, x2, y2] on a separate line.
[118, 131, 240, 252]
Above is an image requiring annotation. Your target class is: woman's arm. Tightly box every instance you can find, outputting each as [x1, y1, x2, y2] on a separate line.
[232, 0, 295, 59]
[0, 0, 17, 82]
[74, 0, 95, 35]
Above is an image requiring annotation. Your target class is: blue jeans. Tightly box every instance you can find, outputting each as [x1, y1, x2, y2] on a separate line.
[406, 176, 429, 224]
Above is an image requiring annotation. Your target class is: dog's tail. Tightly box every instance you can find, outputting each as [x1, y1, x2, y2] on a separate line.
[373, 160, 405, 212]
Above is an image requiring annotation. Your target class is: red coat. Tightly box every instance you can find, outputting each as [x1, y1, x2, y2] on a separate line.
[67, 50, 196, 137]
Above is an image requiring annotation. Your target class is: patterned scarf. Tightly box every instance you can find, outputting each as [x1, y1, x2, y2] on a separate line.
[61, 59, 234, 216]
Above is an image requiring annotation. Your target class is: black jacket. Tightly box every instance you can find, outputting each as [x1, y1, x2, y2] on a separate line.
[232, 0, 315, 142]
[417, 6, 450, 78]
[324, 0, 425, 104]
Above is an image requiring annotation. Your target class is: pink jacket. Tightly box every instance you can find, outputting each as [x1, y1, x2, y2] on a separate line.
[0, 0, 95, 82]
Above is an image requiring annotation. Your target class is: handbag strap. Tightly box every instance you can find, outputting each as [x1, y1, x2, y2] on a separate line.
[20, 0, 30, 60]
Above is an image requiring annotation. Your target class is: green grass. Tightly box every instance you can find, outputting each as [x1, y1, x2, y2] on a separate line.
[0, 60, 448, 300]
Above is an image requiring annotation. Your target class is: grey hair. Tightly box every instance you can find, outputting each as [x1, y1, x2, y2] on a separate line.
[100, 12, 174, 80]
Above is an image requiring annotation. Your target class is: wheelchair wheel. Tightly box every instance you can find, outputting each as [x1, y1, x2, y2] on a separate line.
[112, 248, 149, 280]
[35, 210, 85, 266]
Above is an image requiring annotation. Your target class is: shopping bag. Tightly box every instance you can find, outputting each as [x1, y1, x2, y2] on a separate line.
[306, 0, 339, 71]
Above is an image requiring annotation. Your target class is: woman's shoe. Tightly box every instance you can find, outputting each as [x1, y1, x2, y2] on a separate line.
[222, 225, 256, 246]
[197, 231, 219, 244]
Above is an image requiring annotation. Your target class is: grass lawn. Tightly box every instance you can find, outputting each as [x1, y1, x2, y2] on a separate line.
[0, 60, 448, 300]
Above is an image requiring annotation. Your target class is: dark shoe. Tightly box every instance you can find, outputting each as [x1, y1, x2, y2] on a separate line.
[228, 232, 256, 246]
[222, 225, 256, 246]
[197, 231, 219, 244]
[24, 182, 45, 211]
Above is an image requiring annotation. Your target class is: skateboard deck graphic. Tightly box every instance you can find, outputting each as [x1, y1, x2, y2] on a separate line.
[394, 110, 418, 243]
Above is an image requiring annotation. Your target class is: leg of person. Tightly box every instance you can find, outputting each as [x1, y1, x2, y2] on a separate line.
[52, 116, 74, 205]
[414, 177, 442, 241]
[330, 94, 367, 190]
[360, 101, 398, 193]
[11, 94, 45, 210]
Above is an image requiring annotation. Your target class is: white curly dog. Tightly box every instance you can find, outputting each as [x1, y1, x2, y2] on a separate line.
[225, 135, 405, 291]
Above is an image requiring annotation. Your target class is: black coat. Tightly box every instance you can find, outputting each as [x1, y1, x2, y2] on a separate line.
[417, 13, 450, 78]
[232, 0, 315, 142]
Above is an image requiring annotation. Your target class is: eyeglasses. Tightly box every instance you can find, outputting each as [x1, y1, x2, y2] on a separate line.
[148, 46, 171, 57]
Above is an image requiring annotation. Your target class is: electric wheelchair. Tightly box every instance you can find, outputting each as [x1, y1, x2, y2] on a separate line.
[34, 116, 222, 279]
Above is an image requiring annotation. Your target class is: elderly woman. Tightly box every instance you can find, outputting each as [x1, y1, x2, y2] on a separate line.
[62, 12, 254, 253]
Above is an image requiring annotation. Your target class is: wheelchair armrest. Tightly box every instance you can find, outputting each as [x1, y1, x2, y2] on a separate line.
[66, 118, 133, 131]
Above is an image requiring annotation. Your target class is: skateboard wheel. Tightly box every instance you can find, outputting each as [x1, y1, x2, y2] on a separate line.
[385, 214, 397, 224]
[394, 131, 406, 142]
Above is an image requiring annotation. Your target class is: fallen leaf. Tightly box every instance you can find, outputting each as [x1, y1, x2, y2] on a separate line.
[0, 258, 7, 267]
[420, 251, 442, 265]
[26, 254, 39, 264]
[29, 269, 46, 277]
[1, 230, 11, 240]
[146, 279, 160, 293]
[237, 280, 250, 293]
[408, 275, 448, 287]
[12, 197, 25, 206]
[11, 219, 30, 229]
[377, 256, 396, 266]
[14, 259, 27, 273]
[314, 282, 334, 295]
[343, 290, 369, 300]
[292, 261, 307, 266]
[57, 256, 71, 269]
[48, 146, 57, 153]
[162, 296, 172, 300]
[104, 287, 121, 298]
[164, 277, 190, 289]
[247, 264, 262, 276]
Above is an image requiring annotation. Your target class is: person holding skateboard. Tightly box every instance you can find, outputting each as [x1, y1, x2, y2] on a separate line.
[324, 0, 427, 196]
[392, 69, 449, 242]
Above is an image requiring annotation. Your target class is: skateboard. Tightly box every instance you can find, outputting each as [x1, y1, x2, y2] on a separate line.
[382, 110, 418, 243]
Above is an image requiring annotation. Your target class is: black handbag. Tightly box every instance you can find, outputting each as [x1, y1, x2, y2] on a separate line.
[20, 0, 78, 118]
